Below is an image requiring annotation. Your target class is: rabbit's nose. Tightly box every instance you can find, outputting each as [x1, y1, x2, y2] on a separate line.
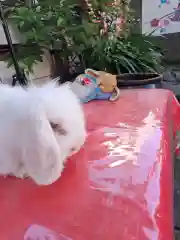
[70, 147, 77, 155]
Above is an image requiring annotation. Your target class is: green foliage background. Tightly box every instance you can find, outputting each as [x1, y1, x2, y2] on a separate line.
[5, 0, 163, 75]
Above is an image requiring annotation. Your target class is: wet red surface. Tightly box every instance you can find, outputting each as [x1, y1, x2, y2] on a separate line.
[0, 89, 178, 240]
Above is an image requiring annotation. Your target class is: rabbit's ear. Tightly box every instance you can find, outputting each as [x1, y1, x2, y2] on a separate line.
[23, 116, 64, 186]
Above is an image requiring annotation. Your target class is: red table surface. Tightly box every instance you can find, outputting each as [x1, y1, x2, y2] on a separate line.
[0, 89, 178, 240]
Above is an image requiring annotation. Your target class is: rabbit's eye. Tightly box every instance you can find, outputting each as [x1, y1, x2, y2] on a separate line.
[50, 122, 67, 135]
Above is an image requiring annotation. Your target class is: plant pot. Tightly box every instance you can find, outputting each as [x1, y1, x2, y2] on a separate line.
[116, 73, 162, 89]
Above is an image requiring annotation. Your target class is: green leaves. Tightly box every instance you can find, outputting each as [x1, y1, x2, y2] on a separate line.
[5, 0, 162, 76]
[57, 16, 64, 26]
[36, 6, 41, 12]
[5, 44, 44, 74]
[82, 34, 163, 74]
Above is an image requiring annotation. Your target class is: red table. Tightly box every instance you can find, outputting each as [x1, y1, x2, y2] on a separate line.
[0, 89, 178, 240]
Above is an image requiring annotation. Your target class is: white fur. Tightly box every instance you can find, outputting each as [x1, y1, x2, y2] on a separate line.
[0, 82, 86, 185]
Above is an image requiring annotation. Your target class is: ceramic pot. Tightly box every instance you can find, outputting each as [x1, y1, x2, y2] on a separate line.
[117, 73, 162, 89]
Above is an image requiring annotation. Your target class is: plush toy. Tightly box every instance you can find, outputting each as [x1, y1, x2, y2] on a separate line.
[71, 68, 120, 103]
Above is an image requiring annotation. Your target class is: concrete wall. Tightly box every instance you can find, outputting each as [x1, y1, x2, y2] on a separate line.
[142, 0, 180, 35]
[0, 22, 51, 85]
[0, 54, 51, 85]
[132, 0, 180, 63]
[0, 22, 21, 45]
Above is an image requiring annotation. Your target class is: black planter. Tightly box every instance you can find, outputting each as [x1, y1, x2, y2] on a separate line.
[116, 73, 162, 89]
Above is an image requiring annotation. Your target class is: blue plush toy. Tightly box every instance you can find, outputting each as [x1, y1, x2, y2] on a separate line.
[71, 69, 120, 103]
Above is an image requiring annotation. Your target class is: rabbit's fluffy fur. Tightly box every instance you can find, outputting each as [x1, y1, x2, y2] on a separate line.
[0, 82, 86, 185]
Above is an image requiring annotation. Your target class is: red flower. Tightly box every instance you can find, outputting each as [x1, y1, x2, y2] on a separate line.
[150, 18, 159, 27]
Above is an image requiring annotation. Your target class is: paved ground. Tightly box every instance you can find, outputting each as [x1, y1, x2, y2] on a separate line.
[162, 67, 180, 239]
[162, 67, 180, 97]
[176, 231, 180, 240]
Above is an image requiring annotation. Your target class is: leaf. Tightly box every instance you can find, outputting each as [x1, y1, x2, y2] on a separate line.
[36, 6, 41, 12]
[114, 55, 137, 73]
[16, 7, 29, 16]
[47, 11, 53, 19]
[19, 21, 24, 28]
[57, 16, 64, 26]
[10, 15, 23, 20]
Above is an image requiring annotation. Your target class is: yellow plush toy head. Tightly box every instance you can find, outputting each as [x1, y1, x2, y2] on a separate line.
[85, 69, 117, 93]
[85, 68, 120, 101]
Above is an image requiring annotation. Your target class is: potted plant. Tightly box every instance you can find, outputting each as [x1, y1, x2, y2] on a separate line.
[5, 0, 163, 87]
[79, 1, 164, 88]
[4, 0, 92, 80]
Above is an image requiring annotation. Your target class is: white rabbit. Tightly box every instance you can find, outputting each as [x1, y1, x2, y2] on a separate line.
[0, 82, 86, 185]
